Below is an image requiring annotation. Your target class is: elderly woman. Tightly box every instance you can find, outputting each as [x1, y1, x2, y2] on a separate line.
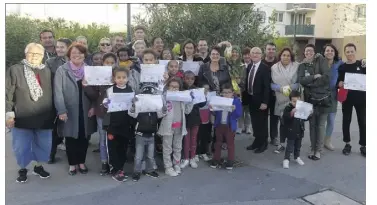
[6, 43, 56, 183]
[54, 43, 97, 175]
[45, 38, 72, 164]
[298, 44, 330, 161]
[270, 47, 300, 154]
[98, 37, 113, 55]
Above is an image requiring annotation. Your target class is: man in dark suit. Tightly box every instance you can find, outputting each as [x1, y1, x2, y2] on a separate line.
[245, 47, 270, 153]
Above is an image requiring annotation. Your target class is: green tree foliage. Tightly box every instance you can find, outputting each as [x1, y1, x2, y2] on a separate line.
[133, 4, 274, 48]
[5, 14, 125, 67]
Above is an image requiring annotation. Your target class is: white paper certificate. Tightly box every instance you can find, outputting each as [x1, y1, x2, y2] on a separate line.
[135, 94, 163, 113]
[191, 88, 206, 104]
[206, 91, 217, 101]
[159, 60, 170, 66]
[140, 64, 166, 83]
[209, 96, 233, 111]
[182, 62, 200, 75]
[107, 92, 135, 112]
[344, 73, 366, 91]
[294, 100, 313, 120]
[166, 90, 192, 102]
[84, 66, 113, 85]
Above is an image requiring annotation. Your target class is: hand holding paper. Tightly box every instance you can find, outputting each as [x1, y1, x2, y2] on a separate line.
[84, 66, 113, 85]
[166, 90, 193, 102]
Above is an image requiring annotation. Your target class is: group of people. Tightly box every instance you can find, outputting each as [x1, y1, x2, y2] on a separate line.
[5, 25, 366, 184]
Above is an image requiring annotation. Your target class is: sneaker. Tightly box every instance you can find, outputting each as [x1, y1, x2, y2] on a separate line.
[360, 146, 366, 157]
[100, 163, 110, 176]
[32, 166, 50, 179]
[189, 158, 198, 168]
[236, 128, 242, 134]
[180, 159, 189, 169]
[146, 171, 159, 178]
[295, 157, 305, 166]
[194, 155, 200, 162]
[283, 159, 289, 169]
[132, 172, 141, 182]
[225, 161, 234, 170]
[57, 143, 66, 151]
[16, 169, 28, 183]
[274, 144, 285, 154]
[200, 154, 211, 161]
[165, 167, 178, 177]
[112, 170, 127, 182]
[245, 128, 252, 134]
[342, 144, 352, 156]
[210, 160, 219, 169]
[174, 165, 181, 175]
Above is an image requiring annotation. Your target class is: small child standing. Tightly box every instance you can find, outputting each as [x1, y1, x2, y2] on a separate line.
[128, 86, 166, 182]
[210, 84, 242, 170]
[180, 71, 206, 169]
[159, 78, 194, 177]
[196, 84, 212, 161]
[281, 91, 310, 169]
[102, 67, 133, 182]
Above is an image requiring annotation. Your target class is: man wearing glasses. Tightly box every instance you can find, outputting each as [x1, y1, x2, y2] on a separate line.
[40, 29, 57, 64]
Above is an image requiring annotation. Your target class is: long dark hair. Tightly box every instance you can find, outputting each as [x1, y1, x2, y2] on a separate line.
[322, 44, 340, 62]
[181, 39, 197, 60]
[278, 47, 295, 62]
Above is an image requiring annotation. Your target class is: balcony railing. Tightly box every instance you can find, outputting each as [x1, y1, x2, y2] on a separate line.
[285, 25, 315, 36]
[286, 3, 316, 10]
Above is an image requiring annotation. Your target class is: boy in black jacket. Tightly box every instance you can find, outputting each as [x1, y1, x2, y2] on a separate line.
[282, 91, 311, 169]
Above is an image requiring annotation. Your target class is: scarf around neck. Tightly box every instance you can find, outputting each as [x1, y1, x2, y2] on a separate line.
[69, 61, 85, 81]
[22, 59, 45, 101]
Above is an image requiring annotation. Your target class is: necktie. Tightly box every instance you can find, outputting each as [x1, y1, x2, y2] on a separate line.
[248, 64, 256, 95]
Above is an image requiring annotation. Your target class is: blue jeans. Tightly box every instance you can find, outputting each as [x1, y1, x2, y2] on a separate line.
[96, 117, 108, 162]
[326, 112, 336, 137]
[134, 134, 157, 173]
[12, 128, 52, 168]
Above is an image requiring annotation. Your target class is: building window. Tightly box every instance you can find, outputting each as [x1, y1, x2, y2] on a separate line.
[257, 11, 266, 23]
[356, 4, 366, 19]
[305, 17, 312, 25]
[275, 12, 284, 22]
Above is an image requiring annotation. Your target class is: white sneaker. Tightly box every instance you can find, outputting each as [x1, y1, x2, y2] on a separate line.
[194, 155, 200, 162]
[200, 154, 211, 161]
[165, 168, 178, 177]
[236, 128, 242, 134]
[180, 159, 189, 169]
[283, 159, 289, 169]
[295, 157, 305, 166]
[57, 143, 66, 151]
[245, 128, 252, 134]
[190, 159, 198, 168]
[174, 165, 181, 175]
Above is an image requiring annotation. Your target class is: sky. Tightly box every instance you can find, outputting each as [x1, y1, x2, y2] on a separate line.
[6, 4, 146, 32]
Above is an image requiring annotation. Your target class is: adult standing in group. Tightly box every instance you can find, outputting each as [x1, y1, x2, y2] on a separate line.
[337, 43, 366, 157]
[270, 47, 300, 154]
[245, 47, 270, 154]
[151, 37, 164, 58]
[322, 44, 343, 151]
[262, 42, 279, 146]
[127, 25, 148, 56]
[133, 40, 147, 63]
[45, 38, 73, 164]
[6, 43, 56, 183]
[98, 37, 113, 55]
[111, 35, 126, 53]
[237, 47, 252, 134]
[179, 39, 203, 62]
[54, 43, 97, 175]
[40, 29, 57, 63]
[197, 39, 210, 63]
[298, 44, 330, 160]
[76, 36, 92, 65]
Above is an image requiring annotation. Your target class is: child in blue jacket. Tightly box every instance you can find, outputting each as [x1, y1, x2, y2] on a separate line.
[209, 83, 242, 170]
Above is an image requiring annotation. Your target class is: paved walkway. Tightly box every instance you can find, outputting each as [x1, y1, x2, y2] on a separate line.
[5, 107, 365, 205]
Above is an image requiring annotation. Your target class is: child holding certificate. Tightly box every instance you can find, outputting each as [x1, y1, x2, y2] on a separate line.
[209, 84, 242, 170]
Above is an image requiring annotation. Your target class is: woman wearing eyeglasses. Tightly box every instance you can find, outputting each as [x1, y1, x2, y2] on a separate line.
[98, 37, 113, 55]
[6, 43, 56, 183]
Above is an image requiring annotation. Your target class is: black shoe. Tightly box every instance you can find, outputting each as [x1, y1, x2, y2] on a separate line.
[142, 170, 147, 175]
[16, 169, 28, 183]
[47, 157, 55, 164]
[210, 160, 219, 169]
[78, 165, 88, 174]
[146, 171, 159, 178]
[255, 143, 268, 154]
[92, 148, 100, 153]
[68, 169, 77, 176]
[112, 170, 127, 182]
[342, 144, 352, 156]
[33, 166, 50, 179]
[246, 140, 258, 151]
[360, 146, 366, 157]
[100, 163, 110, 176]
[132, 172, 141, 182]
[225, 160, 234, 170]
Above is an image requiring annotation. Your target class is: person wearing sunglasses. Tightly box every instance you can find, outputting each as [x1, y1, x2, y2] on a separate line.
[98, 37, 113, 54]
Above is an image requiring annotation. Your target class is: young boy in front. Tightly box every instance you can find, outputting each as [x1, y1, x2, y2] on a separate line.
[281, 91, 310, 169]
[210, 84, 242, 170]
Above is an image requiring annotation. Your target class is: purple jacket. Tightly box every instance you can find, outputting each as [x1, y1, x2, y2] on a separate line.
[213, 96, 242, 132]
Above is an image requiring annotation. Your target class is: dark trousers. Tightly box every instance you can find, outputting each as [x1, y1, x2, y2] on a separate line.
[342, 100, 366, 146]
[197, 123, 212, 155]
[108, 134, 129, 172]
[50, 123, 63, 158]
[284, 138, 302, 160]
[65, 135, 89, 166]
[249, 100, 269, 148]
[214, 125, 235, 161]
[269, 95, 279, 141]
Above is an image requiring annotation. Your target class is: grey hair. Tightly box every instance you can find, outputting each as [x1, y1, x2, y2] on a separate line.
[76, 36, 87, 41]
[132, 40, 146, 50]
[24, 43, 45, 54]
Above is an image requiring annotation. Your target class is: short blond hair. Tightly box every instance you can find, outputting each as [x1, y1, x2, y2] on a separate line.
[24, 43, 44, 54]
[132, 40, 146, 50]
